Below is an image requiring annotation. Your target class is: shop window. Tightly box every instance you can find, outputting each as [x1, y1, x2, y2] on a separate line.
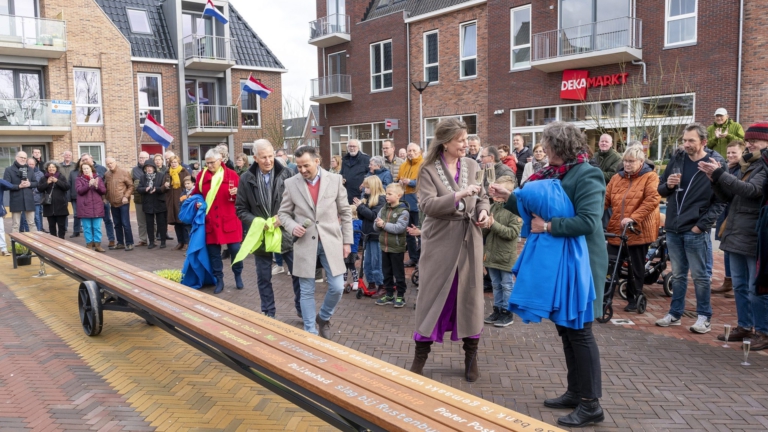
[460, 22, 477, 78]
[665, 0, 697, 46]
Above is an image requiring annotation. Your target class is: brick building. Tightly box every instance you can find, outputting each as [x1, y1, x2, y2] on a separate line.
[1, 0, 284, 179]
[312, 0, 746, 165]
[738, 0, 767, 127]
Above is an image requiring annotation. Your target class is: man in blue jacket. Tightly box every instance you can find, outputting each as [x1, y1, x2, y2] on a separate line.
[656, 123, 726, 334]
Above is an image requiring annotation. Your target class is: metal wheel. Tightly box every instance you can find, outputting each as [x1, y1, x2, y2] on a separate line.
[343, 284, 352, 294]
[596, 304, 613, 323]
[355, 290, 363, 299]
[78, 281, 103, 336]
[618, 281, 628, 300]
[637, 295, 647, 314]
[662, 272, 673, 297]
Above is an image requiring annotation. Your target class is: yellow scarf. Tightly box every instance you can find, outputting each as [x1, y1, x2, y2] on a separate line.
[233, 217, 282, 265]
[169, 165, 183, 189]
[199, 167, 224, 215]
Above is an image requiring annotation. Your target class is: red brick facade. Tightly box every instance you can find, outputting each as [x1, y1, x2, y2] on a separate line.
[133, 62, 180, 156]
[230, 69, 283, 156]
[738, 0, 768, 126]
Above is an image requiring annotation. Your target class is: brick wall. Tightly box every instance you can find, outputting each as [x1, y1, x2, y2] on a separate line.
[408, 4, 488, 146]
[230, 69, 283, 155]
[133, 62, 180, 157]
[41, 0, 137, 166]
[738, 0, 768, 126]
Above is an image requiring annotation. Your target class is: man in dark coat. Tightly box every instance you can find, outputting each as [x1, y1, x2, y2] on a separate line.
[58, 151, 77, 236]
[480, 146, 516, 185]
[593, 134, 622, 184]
[340, 139, 370, 204]
[3, 151, 38, 233]
[131, 152, 150, 245]
[235, 140, 300, 318]
[512, 133, 532, 186]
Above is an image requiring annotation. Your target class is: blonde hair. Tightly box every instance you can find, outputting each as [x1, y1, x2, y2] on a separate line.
[386, 182, 404, 196]
[362, 175, 385, 208]
[495, 175, 515, 192]
[622, 146, 646, 162]
[350, 204, 358, 219]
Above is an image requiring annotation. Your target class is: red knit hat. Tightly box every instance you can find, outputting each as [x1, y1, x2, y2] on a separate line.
[744, 123, 768, 141]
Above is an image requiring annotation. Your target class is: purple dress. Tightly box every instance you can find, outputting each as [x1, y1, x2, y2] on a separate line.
[414, 156, 481, 343]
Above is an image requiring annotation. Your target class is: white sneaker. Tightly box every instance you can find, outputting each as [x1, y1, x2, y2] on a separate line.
[690, 315, 711, 334]
[352, 282, 358, 290]
[655, 314, 681, 327]
[271, 265, 285, 275]
[1, 250, 10, 256]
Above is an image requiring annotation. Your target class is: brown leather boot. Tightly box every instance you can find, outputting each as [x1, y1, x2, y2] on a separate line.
[712, 277, 733, 293]
[717, 326, 753, 342]
[93, 243, 106, 253]
[371, 283, 386, 299]
[410, 341, 432, 375]
[462, 337, 480, 382]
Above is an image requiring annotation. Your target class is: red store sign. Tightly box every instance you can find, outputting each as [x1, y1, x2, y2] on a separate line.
[560, 70, 629, 101]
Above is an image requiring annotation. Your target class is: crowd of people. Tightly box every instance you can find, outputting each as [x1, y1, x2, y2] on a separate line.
[2, 106, 768, 429]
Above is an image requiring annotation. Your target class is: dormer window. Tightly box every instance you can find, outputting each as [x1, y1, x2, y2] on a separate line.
[127, 8, 152, 34]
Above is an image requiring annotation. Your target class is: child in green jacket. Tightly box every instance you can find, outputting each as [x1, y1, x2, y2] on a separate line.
[374, 183, 409, 308]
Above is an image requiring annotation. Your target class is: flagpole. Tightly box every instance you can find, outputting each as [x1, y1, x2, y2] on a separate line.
[137, 129, 145, 156]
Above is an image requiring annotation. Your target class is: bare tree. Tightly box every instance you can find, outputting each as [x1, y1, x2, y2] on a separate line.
[263, 93, 307, 155]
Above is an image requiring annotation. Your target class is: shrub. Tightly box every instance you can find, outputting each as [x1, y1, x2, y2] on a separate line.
[153, 269, 183, 283]
[14, 244, 29, 255]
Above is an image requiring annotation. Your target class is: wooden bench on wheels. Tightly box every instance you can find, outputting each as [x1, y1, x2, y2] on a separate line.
[10, 232, 564, 432]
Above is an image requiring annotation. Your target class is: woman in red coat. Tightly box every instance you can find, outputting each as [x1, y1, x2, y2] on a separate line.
[194, 148, 243, 294]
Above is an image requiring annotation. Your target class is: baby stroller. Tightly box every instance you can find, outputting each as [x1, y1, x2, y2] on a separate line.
[617, 226, 672, 299]
[598, 222, 646, 323]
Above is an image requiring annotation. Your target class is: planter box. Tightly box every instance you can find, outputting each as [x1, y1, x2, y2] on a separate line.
[16, 254, 32, 266]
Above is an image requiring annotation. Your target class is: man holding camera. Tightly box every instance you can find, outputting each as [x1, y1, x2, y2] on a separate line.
[3, 151, 39, 233]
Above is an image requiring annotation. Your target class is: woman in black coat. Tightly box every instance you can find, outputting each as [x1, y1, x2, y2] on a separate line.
[37, 161, 71, 238]
[138, 161, 168, 249]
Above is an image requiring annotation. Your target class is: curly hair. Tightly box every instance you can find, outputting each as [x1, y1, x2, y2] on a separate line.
[540, 121, 587, 162]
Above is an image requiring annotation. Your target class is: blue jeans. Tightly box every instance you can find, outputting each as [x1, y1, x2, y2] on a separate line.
[274, 253, 283, 267]
[81, 218, 103, 244]
[723, 251, 731, 278]
[488, 268, 514, 310]
[110, 204, 134, 246]
[102, 202, 115, 242]
[363, 240, 383, 285]
[298, 242, 344, 335]
[21, 205, 43, 232]
[667, 231, 712, 319]
[730, 252, 768, 333]
[705, 230, 713, 278]
[255, 252, 301, 317]
[71, 201, 81, 233]
[206, 243, 243, 282]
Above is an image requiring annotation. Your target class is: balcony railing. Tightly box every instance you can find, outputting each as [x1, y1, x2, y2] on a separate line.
[0, 14, 66, 58]
[531, 17, 642, 72]
[0, 98, 71, 134]
[183, 34, 235, 70]
[186, 104, 239, 136]
[308, 14, 351, 47]
[310, 75, 352, 104]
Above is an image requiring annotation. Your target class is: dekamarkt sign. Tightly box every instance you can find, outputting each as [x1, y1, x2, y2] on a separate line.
[560, 69, 629, 101]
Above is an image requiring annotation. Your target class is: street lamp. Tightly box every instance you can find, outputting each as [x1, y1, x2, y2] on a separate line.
[412, 80, 429, 150]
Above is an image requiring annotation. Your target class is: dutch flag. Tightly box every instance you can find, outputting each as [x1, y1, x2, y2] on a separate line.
[242, 76, 272, 99]
[143, 114, 174, 149]
[203, 0, 228, 25]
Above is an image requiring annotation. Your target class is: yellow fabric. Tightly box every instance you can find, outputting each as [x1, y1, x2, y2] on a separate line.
[168, 165, 183, 189]
[200, 167, 224, 215]
[233, 217, 282, 265]
[397, 155, 423, 195]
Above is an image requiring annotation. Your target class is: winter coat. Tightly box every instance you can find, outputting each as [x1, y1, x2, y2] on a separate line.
[341, 152, 371, 204]
[69, 164, 81, 202]
[138, 162, 168, 214]
[605, 164, 661, 246]
[374, 202, 408, 253]
[3, 161, 38, 212]
[131, 163, 144, 205]
[482, 201, 522, 272]
[37, 174, 70, 217]
[493, 161, 516, 185]
[414, 157, 490, 339]
[500, 155, 517, 173]
[594, 148, 623, 184]
[712, 153, 766, 257]
[58, 162, 76, 202]
[30, 169, 44, 205]
[707, 119, 745, 158]
[105, 167, 134, 208]
[163, 167, 192, 224]
[356, 194, 385, 242]
[194, 165, 242, 245]
[75, 175, 106, 218]
[513, 146, 532, 184]
[396, 155, 423, 212]
[0, 178, 14, 217]
[371, 167, 392, 189]
[235, 161, 294, 256]
[658, 148, 727, 233]
[383, 156, 404, 180]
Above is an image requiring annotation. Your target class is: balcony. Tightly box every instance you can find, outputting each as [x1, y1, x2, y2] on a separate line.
[186, 104, 238, 136]
[0, 99, 71, 135]
[310, 75, 352, 104]
[308, 14, 350, 47]
[183, 34, 235, 71]
[0, 14, 66, 59]
[531, 17, 642, 73]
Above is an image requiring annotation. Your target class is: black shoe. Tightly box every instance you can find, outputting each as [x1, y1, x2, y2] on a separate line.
[147, 243, 157, 250]
[159, 241, 166, 249]
[235, 273, 244, 289]
[624, 301, 638, 312]
[297, 309, 303, 319]
[557, 399, 604, 428]
[544, 391, 580, 409]
[316, 314, 331, 339]
[214, 278, 224, 294]
[404, 260, 417, 268]
[69, 232, 80, 238]
[166, 235, 174, 241]
[494, 309, 515, 327]
[484, 306, 501, 324]
[222, 249, 230, 259]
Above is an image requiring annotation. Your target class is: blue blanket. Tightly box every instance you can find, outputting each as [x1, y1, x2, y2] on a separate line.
[509, 179, 595, 329]
[179, 195, 216, 289]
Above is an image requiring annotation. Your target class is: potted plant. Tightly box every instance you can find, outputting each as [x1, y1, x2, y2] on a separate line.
[52, 34, 64, 47]
[15, 243, 32, 266]
[40, 34, 52, 46]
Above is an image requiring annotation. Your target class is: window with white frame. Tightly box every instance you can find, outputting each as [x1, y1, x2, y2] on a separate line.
[330, 122, 389, 157]
[460, 22, 477, 79]
[138, 73, 162, 125]
[424, 31, 438, 83]
[371, 40, 393, 91]
[510, 5, 531, 70]
[665, 0, 697, 46]
[424, 114, 477, 148]
[241, 79, 261, 128]
[74, 69, 102, 125]
[126, 8, 152, 34]
[78, 143, 105, 166]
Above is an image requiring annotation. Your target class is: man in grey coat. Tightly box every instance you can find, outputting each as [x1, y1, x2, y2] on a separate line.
[278, 146, 352, 339]
[3, 151, 38, 233]
[480, 146, 516, 186]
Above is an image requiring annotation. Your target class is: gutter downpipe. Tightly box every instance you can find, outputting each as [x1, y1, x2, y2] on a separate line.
[406, 14, 411, 145]
[736, 0, 744, 122]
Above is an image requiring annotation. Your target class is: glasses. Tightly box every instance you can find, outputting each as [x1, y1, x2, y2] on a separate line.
[623, 159, 640, 164]
[205, 161, 219, 165]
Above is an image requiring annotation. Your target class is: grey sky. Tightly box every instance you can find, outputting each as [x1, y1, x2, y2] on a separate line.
[230, 0, 317, 116]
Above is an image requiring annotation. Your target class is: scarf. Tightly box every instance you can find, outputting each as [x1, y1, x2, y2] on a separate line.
[526, 151, 590, 183]
[256, 168, 274, 216]
[532, 157, 549, 173]
[146, 171, 156, 186]
[199, 167, 224, 215]
[233, 217, 282, 265]
[741, 151, 761, 174]
[169, 165, 183, 189]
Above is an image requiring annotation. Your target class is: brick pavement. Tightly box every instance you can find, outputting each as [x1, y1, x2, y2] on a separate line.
[3, 214, 768, 431]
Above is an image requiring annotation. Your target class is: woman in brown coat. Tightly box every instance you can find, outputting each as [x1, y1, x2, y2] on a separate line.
[410, 118, 491, 383]
[605, 146, 661, 312]
[163, 156, 191, 250]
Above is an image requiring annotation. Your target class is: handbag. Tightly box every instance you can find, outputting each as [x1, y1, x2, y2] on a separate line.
[42, 186, 53, 205]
